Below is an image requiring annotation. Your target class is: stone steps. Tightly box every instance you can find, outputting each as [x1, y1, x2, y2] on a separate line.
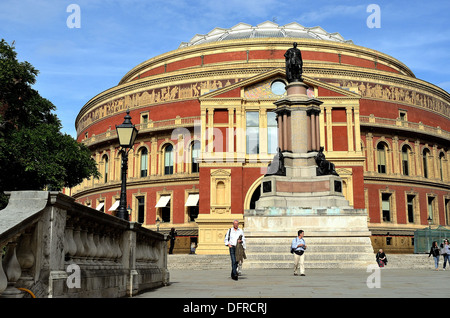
[167, 255, 229, 270]
[167, 253, 435, 270]
[244, 235, 375, 268]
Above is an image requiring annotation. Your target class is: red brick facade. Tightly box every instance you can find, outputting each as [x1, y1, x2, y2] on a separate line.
[70, 33, 449, 254]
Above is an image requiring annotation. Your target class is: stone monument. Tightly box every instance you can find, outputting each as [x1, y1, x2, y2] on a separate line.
[243, 43, 374, 269]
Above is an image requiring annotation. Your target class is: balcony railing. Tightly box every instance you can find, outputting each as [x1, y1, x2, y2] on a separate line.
[0, 191, 169, 298]
[360, 115, 450, 141]
[82, 116, 201, 147]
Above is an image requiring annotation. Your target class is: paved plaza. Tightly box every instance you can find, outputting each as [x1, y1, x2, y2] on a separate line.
[136, 267, 449, 299]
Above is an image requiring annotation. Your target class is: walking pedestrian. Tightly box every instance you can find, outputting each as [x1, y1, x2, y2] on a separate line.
[429, 241, 440, 271]
[376, 249, 388, 267]
[224, 220, 245, 281]
[291, 230, 306, 276]
[440, 239, 450, 271]
[168, 228, 177, 254]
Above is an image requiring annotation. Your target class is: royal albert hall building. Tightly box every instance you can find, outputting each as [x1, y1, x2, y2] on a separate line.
[67, 22, 450, 254]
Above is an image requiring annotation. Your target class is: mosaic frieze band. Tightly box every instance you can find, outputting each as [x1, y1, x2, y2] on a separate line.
[323, 79, 449, 118]
[76, 78, 242, 135]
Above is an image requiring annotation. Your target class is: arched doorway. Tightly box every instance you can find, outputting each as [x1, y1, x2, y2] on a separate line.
[249, 184, 261, 209]
[244, 176, 264, 210]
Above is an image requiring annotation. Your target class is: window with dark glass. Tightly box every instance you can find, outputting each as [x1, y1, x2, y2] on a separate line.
[382, 193, 391, 222]
[156, 195, 171, 222]
[407, 195, 415, 223]
[428, 196, 435, 223]
[164, 144, 174, 175]
[137, 196, 145, 224]
[102, 155, 109, 182]
[423, 149, 430, 178]
[191, 141, 200, 173]
[402, 146, 409, 176]
[140, 148, 148, 177]
[445, 199, 450, 226]
[377, 143, 387, 174]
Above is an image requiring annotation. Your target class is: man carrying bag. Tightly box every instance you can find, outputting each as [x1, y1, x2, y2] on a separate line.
[291, 230, 307, 276]
[224, 220, 245, 281]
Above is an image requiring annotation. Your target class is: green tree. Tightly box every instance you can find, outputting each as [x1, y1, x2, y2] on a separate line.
[0, 39, 100, 208]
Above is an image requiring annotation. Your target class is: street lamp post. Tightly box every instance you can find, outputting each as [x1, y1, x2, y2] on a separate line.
[116, 109, 138, 221]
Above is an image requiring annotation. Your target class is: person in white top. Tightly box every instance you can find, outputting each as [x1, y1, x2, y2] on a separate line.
[224, 220, 245, 280]
[291, 230, 307, 276]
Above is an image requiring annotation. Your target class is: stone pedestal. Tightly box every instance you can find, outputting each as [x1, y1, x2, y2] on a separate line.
[243, 80, 374, 269]
[256, 81, 349, 211]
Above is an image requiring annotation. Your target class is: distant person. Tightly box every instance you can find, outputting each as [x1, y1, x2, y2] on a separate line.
[291, 230, 306, 276]
[440, 239, 450, 270]
[224, 220, 245, 281]
[429, 241, 441, 271]
[190, 241, 197, 254]
[168, 228, 177, 254]
[376, 249, 387, 267]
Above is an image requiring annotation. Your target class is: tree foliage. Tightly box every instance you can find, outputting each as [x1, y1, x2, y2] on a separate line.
[0, 39, 100, 208]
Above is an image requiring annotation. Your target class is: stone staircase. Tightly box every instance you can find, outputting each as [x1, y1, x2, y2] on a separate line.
[167, 251, 434, 270]
[167, 254, 230, 270]
[244, 236, 375, 269]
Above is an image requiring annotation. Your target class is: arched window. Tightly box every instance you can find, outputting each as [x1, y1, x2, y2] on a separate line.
[267, 111, 278, 154]
[439, 152, 445, 181]
[102, 155, 109, 183]
[140, 147, 148, 177]
[164, 144, 174, 175]
[423, 148, 430, 178]
[191, 141, 200, 173]
[377, 142, 387, 174]
[246, 111, 259, 154]
[401, 145, 411, 176]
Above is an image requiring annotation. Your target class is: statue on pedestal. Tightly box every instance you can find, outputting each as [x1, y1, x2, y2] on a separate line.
[265, 148, 286, 176]
[284, 42, 303, 83]
[315, 147, 339, 176]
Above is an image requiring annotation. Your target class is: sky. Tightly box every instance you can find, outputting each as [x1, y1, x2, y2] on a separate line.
[1, 0, 449, 138]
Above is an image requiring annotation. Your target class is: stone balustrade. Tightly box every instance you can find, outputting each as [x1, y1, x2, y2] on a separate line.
[0, 191, 169, 298]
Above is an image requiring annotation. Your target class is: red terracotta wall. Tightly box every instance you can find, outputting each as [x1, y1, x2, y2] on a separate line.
[199, 167, 211, 214]
[204, 52, 247, 64]
[128, 47, 403, 83]
[318, 87, 346, 97]
[248, 50, 285, 60]
[360, 99, 447, 128]
[332, 108, 347, 122]
[351, 166, 365, 209]
[139, 65, 165, 79]
[366, 184, 449, 226]
[341, 55, 375, 69]
[332, 126, 348, 151]
[215, 87, 241, 98]
[167, 57, 202, 72]
[214, 109, 229, 124]
[302, 51, 339, 63]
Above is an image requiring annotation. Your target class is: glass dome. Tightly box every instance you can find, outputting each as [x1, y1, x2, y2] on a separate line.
[179, 21, 353, 48]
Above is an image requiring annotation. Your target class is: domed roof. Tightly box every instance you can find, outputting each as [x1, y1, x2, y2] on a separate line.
[179, 21, 353, 48]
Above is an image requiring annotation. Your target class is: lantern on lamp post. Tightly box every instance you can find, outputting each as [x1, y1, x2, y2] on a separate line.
[115, 109, 138, 220]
